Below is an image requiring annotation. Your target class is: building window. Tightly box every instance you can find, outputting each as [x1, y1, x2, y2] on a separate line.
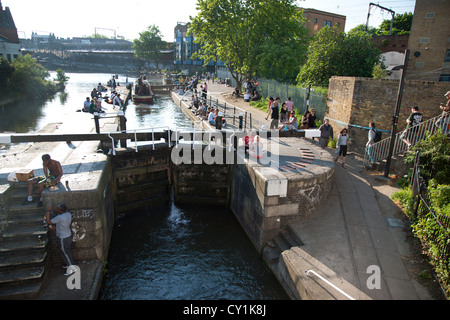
[420, 38, 429, 44]
[323, 20, 327, 27]
[445, 50, 450, 62]
[439, 74, 450, 82]
[328, 21, 331, 27]
[425, 12, 435, 19]
[336, 22, 340, 27]
[314, 18, 317, 23]
[415, 62, 425, 68]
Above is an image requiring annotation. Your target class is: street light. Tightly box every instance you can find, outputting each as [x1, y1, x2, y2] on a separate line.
[384, 48, 410, 178]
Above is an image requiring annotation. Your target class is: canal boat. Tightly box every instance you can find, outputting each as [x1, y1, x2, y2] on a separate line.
[132, 78, 153, 104]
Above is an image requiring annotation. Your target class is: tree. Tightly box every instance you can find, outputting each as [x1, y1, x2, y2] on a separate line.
[348, 24, 377, 36]
[133, 25, 167, 69]
[9, 55, 56, 99]
[376, 12, 413, 35]
[0, 57, 14, 96]
[297, 27, 381, 86]
[189, 0, 309, 86]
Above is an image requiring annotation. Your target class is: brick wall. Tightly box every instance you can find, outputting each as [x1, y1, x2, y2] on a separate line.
[326, 76, 449, 154]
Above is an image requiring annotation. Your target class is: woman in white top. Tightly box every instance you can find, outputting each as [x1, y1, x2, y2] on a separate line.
[335, 128, 349, 168]
[248, 135, 264, 159]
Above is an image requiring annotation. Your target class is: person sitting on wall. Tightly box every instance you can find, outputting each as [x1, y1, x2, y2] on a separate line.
[83, 97, 90, 112]
[23, 154, 63, 208]
[208, 108, 216, 126]
[279, 110, 298, 132]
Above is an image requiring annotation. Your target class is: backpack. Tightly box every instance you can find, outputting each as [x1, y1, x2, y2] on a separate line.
[372, 129, 382, 143]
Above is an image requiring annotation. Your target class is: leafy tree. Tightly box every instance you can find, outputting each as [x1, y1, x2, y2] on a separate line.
[348, 24, 377, 36]
[376, 12, 413, 35]
[0, 57, 14, 96]
[133, 25, 167, 69]
[9, 55, 56, 99]
[189, 0, 309, 86]
[297, 26, 381, 86]
[54, 69, 70, 91]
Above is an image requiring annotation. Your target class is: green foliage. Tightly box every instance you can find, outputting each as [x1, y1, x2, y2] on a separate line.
[392, 131, 450, 297]
[0, 57, 14, 96]
[404, 130, 450, 185]
[328, 137, 337, 149]
[392, 188, 415, 217]
[376, 12, 413, 35]
[133, 25, 167, 68]
[189, 0, 310, 86]
[8, 55, 56, 99]
[297, 27, 381, 86]
[250, 97, 270, 113]
[348, 24, 377, 36]
[372, 62, 387, 79]
[54, 69, 69, 84]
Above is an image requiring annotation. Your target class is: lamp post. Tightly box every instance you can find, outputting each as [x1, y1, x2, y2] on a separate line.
[384, 48, 410, 178]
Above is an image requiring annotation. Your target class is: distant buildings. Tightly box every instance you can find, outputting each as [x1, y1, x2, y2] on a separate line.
[300, 7, 346, 36]
[173, 22, 224, 73]
[0, 1, 21, 61]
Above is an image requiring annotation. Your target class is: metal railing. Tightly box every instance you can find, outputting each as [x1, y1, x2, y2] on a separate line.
[305, 270, 356, 300]
[364, 114, 444, 165]
[176, 88, 264, 130]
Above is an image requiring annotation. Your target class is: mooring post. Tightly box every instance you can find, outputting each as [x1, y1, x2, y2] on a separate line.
[118, 111, 127, 147]
[94, 113, 100, 134]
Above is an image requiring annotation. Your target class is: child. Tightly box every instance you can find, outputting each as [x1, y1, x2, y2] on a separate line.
[335, 128, 349, 168]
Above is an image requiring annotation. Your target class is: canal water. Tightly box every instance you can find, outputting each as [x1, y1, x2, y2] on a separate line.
[1, 72, 288, 300]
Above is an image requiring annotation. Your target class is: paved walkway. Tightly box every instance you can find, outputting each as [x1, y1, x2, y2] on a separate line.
[206, 81, 446, 300]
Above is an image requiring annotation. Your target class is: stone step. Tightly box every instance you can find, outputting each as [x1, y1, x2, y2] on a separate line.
[0, 250, 47, 270]
[2, 225, 48, 239]
[0, 281, 43, 300]
[8, 199, 44, 213]
[0, 237, 48, 253]
[7, 212, 44, 229]
[0, 266, 45, 286]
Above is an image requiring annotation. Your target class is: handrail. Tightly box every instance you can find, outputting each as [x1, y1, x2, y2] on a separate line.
[305, 270, 355, 300]
[364, 114, 443, 165]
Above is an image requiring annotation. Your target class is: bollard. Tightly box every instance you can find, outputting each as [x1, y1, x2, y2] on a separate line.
[94, 113, 100, 134]
[239, 113, 244, 130]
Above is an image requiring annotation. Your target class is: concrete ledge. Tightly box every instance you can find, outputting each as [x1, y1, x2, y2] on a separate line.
[278, 247, 372, 300]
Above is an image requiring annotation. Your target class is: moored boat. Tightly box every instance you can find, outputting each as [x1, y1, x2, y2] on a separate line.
[132, 76, 153, 104]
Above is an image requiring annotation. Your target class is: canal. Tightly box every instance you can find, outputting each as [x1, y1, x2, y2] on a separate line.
[1, 72, 288, 300]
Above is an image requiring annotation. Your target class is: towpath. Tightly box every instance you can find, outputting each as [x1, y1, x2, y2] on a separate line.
[205, 80, 446, 300]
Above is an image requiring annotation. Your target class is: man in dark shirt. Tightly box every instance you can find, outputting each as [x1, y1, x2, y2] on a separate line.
[402, 106, 423, 148]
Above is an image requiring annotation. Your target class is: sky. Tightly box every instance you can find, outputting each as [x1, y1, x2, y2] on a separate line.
[2, 0, 416, 41]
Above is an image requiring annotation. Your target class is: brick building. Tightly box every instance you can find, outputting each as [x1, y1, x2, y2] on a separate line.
[406, 0, 450, 82]
[300, 7, 346, 36]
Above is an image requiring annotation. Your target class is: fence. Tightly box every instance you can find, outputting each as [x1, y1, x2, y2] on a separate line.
[214, 69, 327, 121]
[257, 79, 328, 121]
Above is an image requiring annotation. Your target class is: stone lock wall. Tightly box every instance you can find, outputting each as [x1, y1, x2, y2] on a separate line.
[231, 148, 335, 253]
[326, 76, 449, 154]
[46, 158, 115, 264]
